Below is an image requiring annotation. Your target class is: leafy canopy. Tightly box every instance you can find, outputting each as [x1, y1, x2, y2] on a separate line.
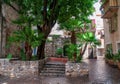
[3, 0, 97, 28]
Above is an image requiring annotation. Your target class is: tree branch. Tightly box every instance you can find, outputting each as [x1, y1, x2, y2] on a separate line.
[43, 0, 48, 22]
[49, 0, 58, 27]
[7, 3, 19, 13]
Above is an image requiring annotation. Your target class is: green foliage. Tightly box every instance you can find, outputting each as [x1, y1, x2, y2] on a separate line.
[56, 48, 63, 55]
[52, 35, 60, 39]
[100, 0, 106, 5]
[31, 56, 38, 61]
[20, 49, 26, 61]
[76, 55, 82, 63]
[113, 50, 120, 62]
[117, 50, 120, 61]
[3, 0, 98, 60]
[105, 48, 114, 60]
[3, 0, 97, 27]
[7, 27, 44, 61]
[65, 44, 77, 61]
[77, 31, 101, 46]
[8, 27, 44, 48]
[7, 53, 12, 60]
[58, 0, 97, 23]
[65, 44, 82, 62]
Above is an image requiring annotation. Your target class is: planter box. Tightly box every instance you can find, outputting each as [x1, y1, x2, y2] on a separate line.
[0, 58, 48, 77]
[65, 62, 89, 77]
[48, 57, 68, 63]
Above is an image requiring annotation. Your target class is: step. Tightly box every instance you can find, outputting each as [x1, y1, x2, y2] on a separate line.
[45, 65, 65, 68]
[43, 68, 65, 71]
[45, 63, 65, 66]
[40, 73, 65, 77]
[40, 62, 65, 77]
[41, 70, 65, 73]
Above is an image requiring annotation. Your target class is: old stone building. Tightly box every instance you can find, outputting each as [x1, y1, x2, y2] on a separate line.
[0, 3, 19, 57]
[100, 0, 120, 53]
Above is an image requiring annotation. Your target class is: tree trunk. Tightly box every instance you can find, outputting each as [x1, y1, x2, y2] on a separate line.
[25, 42, 32, 60]
[37, 25, 49, 60]
[71, 30, 77, 61]
[80, 43, 88, 57]
[88, 47, 94, 59]
[37, 40, 46, 59]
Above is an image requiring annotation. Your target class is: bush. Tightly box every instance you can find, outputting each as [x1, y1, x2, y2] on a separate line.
[105, 48, 114, 60]
[56, 48, 63, 55]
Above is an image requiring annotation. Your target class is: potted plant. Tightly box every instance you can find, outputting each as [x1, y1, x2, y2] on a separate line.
[116, 50, 120, 69]
[105, 48, 115, 66]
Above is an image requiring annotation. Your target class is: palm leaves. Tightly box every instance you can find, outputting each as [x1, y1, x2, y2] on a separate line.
[8, 27, 44, 48]
[77, 31, 101, 46]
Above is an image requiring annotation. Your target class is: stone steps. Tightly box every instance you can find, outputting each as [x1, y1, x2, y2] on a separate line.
[43, 68, 65, 71]
[45, 64, 65, 67]
[40, 62, 65, 77]
[41, 70, 65, 74]
[40, 73, 65, 77]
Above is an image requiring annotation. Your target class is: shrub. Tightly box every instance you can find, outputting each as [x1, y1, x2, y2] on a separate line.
[56, 48, 63, 55]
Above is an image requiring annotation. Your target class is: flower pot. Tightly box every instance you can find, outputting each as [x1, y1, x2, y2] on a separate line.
[117, 62, 120, 69]
[105, 59, 109, 63]
[108, 59, 114, 65]
[107, 59, 117, 68]
[108, 59, 117, 65]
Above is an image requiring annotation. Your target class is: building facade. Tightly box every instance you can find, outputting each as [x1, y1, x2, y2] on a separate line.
[100, 0, 120, 53]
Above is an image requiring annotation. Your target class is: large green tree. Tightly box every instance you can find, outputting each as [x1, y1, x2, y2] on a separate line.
[3, 0, 97, 59]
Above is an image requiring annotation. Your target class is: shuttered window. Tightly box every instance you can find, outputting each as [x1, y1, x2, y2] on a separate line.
[109, 14, 118, 33]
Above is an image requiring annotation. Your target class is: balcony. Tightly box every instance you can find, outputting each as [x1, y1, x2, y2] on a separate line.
[100, 0, 119, 19]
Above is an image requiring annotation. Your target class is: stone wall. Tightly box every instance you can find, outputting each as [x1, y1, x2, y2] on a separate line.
[65, 62, 89, 77]
[0, 4, 19, 57]
[0, 58, 48, 77]
[45, 36, 64, 57]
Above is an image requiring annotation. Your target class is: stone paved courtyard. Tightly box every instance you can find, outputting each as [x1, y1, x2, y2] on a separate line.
[1, 57, 120, 84]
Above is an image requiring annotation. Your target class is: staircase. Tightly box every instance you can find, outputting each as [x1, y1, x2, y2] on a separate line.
[40, 62, 65, 77]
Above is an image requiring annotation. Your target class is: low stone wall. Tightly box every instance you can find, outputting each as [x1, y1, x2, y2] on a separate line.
[0, 58, 48, 77]
[65, 62, 89, 77]
[39, 57, 48, 72]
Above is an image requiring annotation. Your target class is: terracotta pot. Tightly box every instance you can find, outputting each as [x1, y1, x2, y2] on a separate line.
[117, 62, 120, 69]
[108, 59, 116, 66]
[105, 59, 108, 63]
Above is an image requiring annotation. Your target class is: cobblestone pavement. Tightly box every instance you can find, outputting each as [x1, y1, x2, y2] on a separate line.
[1, 57, 120, 84]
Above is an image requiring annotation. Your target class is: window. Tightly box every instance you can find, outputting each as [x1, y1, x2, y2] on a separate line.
[109, 14, 118, 33]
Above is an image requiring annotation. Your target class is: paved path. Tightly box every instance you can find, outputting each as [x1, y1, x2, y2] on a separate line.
[1, 57, 120, 84]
